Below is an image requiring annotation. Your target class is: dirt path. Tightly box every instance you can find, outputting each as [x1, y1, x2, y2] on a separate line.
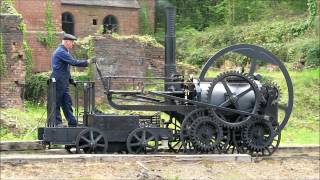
[1, 156, 319, 180]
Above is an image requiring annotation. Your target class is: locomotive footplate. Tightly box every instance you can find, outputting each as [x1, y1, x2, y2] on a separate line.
[38, 127, 87, 145]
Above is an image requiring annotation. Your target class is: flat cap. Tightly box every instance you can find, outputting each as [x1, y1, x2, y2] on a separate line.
[63, 33, 77, 40]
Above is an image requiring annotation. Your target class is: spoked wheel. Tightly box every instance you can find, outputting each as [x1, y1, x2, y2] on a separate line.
[189, 116, 223, 153]
[126, 128, 159, 154]
[168, 132, 184, 153]
[199, 44, 293, 133]
[76, 128, 108, 154]
[180, 108, 210, 153]
[164, 118, 183, 153]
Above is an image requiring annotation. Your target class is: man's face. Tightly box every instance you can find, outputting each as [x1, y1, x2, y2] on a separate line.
[65, 40, 74, 49]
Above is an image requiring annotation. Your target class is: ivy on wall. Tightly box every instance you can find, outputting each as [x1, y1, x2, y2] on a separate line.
[37, 0, 57, 48]
[139, 1, 152, 35]
[0, 33, 7, 77]
[0, 0, 33, 78]
[73, 36, 95, 79]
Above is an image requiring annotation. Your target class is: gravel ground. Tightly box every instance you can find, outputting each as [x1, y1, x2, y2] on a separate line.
[1, 157, 319, 180]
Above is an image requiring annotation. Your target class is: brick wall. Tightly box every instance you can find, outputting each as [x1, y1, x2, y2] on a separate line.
[13, 0, 61, 31]
[14, 0, 62, 73]
[61, 5, 140, 37]
[92, 35, 164, 100]
[26, 32, 63, 73]
[0, 14, 25, 108]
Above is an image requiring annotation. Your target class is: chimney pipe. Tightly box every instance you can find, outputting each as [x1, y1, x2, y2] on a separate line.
[164, 6, 177, 90]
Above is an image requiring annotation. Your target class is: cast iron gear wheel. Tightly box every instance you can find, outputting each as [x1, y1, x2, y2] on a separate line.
[189, 116, 223, 152]
[207, 71, 262, 129]
[244, 119, 275, 152]
[261, 80, 281, 103]
[180, 108, 210, 141]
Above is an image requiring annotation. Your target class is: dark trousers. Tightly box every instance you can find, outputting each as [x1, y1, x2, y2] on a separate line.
[55, 87, 77, 126]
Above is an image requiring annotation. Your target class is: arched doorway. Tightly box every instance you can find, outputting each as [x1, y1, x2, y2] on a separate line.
[103, 15, 118, 34]
[62, 12, 74, 35]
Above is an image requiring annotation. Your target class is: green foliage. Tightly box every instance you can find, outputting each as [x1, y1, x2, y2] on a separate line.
[307, 0, 318, 28]
[156, 0, 309, 31]
[23, 41, 33, 77]
[73, 36, 95, 78]
[24, 71, 90, 103]
[0, 32, 7, 77]
[0, 102, 47, 140]
[1, 0, 20, 15]
[287, 38, 320, 67]
[112, 34, 163, 48]
[37, 0, 57, 48]
[174, 16, 318, 67]
[24, 72, 50, 103]
[139, 1, 152, 35]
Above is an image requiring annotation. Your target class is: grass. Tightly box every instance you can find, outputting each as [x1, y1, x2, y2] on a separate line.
[0, 68, 319, 145]
[0, 102, 47, 140]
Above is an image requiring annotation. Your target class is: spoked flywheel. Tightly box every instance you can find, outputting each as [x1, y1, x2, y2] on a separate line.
[199, 44, 293, 133]
[76, 128, 108, 154]
[126, 128, 159, 154]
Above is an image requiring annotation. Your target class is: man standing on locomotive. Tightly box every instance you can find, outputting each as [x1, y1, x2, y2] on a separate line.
[51, 33, 94, 127]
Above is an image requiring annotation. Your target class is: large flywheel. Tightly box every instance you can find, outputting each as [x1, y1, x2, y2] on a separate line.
[199, 44, 293, 134]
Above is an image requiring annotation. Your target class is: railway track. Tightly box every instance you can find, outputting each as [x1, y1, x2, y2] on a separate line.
[0, 140, 319, 162]
[1, 141, 319, 180]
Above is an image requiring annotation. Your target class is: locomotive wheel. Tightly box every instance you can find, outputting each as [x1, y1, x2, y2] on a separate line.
[207, 71, 261, 129]
[164, 118, 183, 153]
[189, 116, 223, 153]
[217, 128, 232, 153]
[180, 109, 210, 153]
[126, 128, 159, 154]
[244, 119, 275, 156]
[76, 128, 108, 154]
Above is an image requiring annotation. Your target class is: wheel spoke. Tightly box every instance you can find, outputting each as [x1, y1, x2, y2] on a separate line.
[142, 130, 146, 141]
[265, 147, 272, 154]
[146, 136, 155, 142]
[130, 142, 140, 147]
[133, 134, 141, 141]
[219, 99, 232, 107]
[136, 146, 143, 153]
[90, 130, 94, 141]
[80, 136, 90, 143]
[249, 59, 257, 75]
[236, 87, 253, 98]
[171, 141, 180, 149]
[96, 144, 105, 148]
[95, 135, 103, 143]
[221, 79, 232, 96]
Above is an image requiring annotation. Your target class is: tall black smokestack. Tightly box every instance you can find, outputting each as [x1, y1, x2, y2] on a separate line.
[165, 6, 177, 90]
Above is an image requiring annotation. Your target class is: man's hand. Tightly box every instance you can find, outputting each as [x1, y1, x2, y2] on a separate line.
[87, 57, 96, 64]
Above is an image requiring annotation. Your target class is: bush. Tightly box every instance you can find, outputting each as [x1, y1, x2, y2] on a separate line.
[24, 72, 90, 103]
[302, 41, 320, 66]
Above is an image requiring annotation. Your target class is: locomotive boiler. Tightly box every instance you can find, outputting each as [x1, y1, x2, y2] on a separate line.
[38, 6, 293, 156]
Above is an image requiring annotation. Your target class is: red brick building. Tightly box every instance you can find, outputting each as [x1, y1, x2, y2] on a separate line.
[14, 0, 62, 72]
[13, 0, 156, 72]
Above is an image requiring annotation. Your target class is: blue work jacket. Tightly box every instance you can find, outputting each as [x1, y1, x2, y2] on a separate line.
[51, 44, 88, 91]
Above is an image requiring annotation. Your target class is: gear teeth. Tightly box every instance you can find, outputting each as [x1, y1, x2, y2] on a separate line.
[189, 116, 223, 153]
[206, 71, 262, 129]
[243, 119, 274, 152]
